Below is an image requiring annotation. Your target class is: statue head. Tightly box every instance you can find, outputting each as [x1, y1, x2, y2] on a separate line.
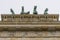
[10, 8, 15, 14]
[44, 8, 48, 15]
[34, 6, 37, 10]
[22, 6, 24, 12]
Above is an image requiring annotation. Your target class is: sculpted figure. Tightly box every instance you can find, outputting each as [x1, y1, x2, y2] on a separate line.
[21, 6, 24, 14]
[33, 6, 38, 14]
[44, 8, 48, 15]
[10, 8, 15, 14]
[21, 6, 30, 14]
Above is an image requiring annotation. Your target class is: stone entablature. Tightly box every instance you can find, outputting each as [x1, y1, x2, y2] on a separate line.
[0, 22, 60, 31]
[0, 14, 60, 39]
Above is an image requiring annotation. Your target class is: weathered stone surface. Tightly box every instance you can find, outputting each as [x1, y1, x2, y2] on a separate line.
[0, 38, 60, 40]
[1, 14, 59, 22]
[0, 14, 60, 40]
[0, 31, 59, 38]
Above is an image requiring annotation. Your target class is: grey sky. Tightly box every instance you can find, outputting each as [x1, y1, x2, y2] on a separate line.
[0, 0, 60, 20]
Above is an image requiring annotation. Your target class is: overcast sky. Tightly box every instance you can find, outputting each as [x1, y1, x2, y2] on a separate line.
[0, 0, 60, 20]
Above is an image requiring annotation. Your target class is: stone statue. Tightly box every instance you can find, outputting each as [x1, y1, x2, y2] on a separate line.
[44, 8, 48, 15]
[10, 8, 15, 14]
[33, 6, 38, 14]
[21, 6, 24, 14]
